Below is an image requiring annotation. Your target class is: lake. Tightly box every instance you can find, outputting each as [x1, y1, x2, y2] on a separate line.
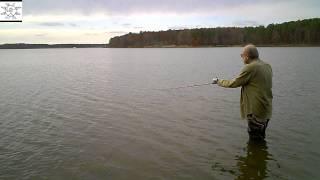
[0, 47, 319, 179]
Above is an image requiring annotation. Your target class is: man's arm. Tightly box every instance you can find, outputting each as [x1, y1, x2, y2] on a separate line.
[217, 66, 253, 88]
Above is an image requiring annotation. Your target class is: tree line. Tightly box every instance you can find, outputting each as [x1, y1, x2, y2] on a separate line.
[109, 18, 320, 48]
[0, 43, 106, 49]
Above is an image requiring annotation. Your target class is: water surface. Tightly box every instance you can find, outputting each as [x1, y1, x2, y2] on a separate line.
[0, 47, 319, 179]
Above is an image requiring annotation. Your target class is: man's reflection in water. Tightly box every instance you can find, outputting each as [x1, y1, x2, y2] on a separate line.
[236, 139, 272, 180]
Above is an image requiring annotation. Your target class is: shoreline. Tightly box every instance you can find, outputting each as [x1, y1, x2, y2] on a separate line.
[0, 44, 319, 49]
[0, 44, 107, 49]
[109, 44, 320, 48]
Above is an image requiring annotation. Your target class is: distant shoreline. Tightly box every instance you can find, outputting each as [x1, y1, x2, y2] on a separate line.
[0, 44, 107, 49]
[109, 44, 320, 48]
[0, 44, 319, 49]
[109, 18, 320, 48]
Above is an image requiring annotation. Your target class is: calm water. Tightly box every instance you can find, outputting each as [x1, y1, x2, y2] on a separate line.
[0, 48, 319, 179]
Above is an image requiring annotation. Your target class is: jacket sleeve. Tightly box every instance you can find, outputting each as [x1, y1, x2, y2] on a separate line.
[217, 66, 253, 88]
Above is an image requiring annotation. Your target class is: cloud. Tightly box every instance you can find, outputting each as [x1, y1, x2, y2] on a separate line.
[233, 20, 261, 27]
[84, 32, 100, 36]
[69, 23, 78, 27]
[2, 0, 319, 44]
[107, 31, 128, 34]
[22, 0, 320, 28]
[0, 29, 111, 44]
[121, 23, 131, 27]
[35, 33, 47, 36]
[168, 25, 191, 30]
[24, 0, 313, 16]
[38, 22, 65, 26]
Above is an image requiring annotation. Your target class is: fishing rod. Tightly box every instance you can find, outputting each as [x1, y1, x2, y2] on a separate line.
[155, 82, 213, 91]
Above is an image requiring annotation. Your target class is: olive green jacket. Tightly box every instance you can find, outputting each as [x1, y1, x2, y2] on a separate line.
[218, 59, 273, 119]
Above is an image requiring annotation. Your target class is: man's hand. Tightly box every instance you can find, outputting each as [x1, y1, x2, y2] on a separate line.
[212, 77, 219, 84]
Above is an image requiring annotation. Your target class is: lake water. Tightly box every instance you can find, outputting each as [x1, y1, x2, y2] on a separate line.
[0, 48, 319, 179]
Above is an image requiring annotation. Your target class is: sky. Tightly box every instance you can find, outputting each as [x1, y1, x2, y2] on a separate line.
[0, 0, 319, 44]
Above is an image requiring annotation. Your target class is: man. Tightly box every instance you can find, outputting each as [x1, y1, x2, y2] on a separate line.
[212, 44, 273, 140]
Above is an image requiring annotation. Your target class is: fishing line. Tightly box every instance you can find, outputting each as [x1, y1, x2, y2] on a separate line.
[155, 82, 212, 91]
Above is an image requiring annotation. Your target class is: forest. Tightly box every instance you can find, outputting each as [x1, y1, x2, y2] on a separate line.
[0, 44, 106, 49]
[109, 18, 320, 48]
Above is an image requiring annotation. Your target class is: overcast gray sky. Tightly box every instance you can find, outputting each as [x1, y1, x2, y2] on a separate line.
[1, 0, 319, 43]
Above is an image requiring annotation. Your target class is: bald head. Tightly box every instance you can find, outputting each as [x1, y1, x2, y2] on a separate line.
[243, 44, 259, 59]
